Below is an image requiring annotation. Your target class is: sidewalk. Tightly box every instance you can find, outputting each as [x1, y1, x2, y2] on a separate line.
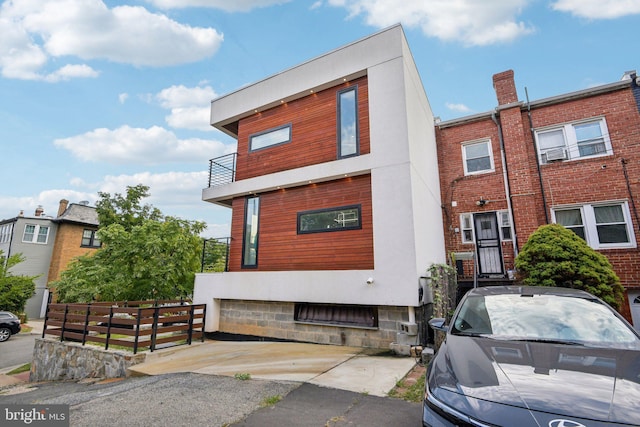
[0, 320, 45, 387]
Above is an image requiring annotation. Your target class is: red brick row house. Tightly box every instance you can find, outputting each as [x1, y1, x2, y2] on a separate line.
[194, 24, 640, 348]
[437, 69, 640, 326]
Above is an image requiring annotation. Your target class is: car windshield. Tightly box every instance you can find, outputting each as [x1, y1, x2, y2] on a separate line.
[451, 293, 640, 349]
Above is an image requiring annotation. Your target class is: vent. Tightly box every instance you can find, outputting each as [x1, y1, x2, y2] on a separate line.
[544, 147, 567, 162]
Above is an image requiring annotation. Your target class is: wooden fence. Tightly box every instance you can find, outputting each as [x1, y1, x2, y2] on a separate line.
[43, 300, 206, 354]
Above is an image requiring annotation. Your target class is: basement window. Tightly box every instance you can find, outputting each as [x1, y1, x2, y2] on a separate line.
[294, 303, 378, 328]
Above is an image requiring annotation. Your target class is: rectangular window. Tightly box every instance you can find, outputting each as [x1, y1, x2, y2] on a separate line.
[536, 118, 611, 164]
[462, 140, 494, 175]
[498, 211, 512, 241]
[22, 224, 49, 244]
[242, 196, 260, 267]
[294, 303, 378, 328]
[0, 223, 12, 244]
[249, 124, 291, 151]
[338, 86, 359, 158]
[81, 229, 101, 248]
[298, 205, 361, 234]
[553, 202, 635, 249]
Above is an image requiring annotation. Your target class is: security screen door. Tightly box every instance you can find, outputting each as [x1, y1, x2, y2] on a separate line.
[474, 212, 504, 276]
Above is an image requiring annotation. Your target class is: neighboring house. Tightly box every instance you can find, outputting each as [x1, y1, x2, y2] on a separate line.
[194, 25, 446, 349]
[0, 200, 99, 319]
[0, 206, 57, 320]
[48, 200, 100, 296]
[436, 69, 640, 328]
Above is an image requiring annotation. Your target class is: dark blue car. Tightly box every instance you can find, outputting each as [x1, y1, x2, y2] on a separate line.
[424, 286, 640, 427]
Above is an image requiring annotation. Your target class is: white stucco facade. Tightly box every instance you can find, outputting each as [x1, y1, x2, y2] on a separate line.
[194, 25, 445, 332]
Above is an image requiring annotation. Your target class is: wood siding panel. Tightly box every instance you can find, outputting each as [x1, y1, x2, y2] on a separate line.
[228, 175, 374, 271]
[235, 76, 370, 180]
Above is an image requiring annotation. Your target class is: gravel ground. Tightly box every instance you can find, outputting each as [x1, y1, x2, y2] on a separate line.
[1, 373, 300, 427]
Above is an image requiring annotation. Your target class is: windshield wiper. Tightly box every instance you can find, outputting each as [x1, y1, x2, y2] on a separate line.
[452, 331, 493, 338]
[506, 338, 583, 346]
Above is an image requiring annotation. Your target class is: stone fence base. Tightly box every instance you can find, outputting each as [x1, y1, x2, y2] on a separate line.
[30, 338, 147, 382]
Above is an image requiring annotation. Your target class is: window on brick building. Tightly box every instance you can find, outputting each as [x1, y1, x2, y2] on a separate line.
[553, 201, 635, 249]
[81, 229, 101, 248]
[536, 118, 611, 164]
[460, 211, 512, 243]
[462, 139, 494, 175]
[22, 224, 49, 244]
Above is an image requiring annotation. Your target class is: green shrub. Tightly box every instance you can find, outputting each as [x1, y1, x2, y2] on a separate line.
[515, 224, 624, 310]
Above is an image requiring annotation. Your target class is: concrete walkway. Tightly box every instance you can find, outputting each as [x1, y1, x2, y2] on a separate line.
[1, 320, 418, 398]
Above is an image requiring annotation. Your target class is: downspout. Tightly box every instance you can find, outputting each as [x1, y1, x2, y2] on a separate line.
[491, 112, 519, 258]
[525, 88, 550, 224]
[621, 158, 640, 235]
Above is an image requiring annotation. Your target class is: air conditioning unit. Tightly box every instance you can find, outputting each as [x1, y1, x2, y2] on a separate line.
[545, 147, 567, 162]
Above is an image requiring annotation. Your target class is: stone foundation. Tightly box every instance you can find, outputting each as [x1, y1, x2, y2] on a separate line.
[218, 300, 410, 350]
[30, 338, 147, 382]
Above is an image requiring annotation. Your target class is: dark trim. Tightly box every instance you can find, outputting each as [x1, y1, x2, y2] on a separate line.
[297, 204, 362, 234]
[248, 123, 292, 152]
[294, 302, 378, 328]
[337, 85, 360, 159]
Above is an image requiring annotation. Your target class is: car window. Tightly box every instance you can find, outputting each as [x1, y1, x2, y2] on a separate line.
[453, 294, 640, 349]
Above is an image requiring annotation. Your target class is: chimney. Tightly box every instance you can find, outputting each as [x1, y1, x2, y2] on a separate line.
[493, 70, 518, 106]
[35, 206, 44, 217]
[57, 199, 69, 217]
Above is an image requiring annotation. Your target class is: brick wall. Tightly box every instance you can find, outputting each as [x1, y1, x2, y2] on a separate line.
[218, 300, 409, 349]
[48, 223, 99, 284]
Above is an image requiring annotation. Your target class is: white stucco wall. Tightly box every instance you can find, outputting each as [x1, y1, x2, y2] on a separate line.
[195, 25, 445, 330]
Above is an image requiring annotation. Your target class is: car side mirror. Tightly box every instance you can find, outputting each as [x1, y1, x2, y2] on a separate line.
[429, 317, 448, 332]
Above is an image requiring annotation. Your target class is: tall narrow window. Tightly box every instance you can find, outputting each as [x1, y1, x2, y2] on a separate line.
[338, 87, 358, 158]
[242, 196, 260, 268]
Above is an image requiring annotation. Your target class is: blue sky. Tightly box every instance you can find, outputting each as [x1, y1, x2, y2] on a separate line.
[1, 0, 638, 237]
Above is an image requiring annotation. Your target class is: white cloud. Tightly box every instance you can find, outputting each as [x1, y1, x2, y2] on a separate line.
[0, 190, 98, 221]
[119, 93, 129, 104]
[328, 0, 535, 46]
[445, 102, 472, 113]
[0, 0, 223, 80]
[146, 0, 291, 12]
[155, 84, 217, 131]
[54, 125, 234, 164]
[551, 0, 640, 19]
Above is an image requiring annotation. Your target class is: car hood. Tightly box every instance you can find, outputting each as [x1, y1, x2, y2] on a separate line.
[430, 334, 640, 424]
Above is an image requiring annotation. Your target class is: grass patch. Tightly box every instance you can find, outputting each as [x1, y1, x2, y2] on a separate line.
[260, 395, 282, 407]
[7, 364, 30, 375]
[234, 372, 251, 381]
[388, 369, 425, 403]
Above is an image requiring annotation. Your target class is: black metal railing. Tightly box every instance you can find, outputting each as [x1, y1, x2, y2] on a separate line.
[201, 237, 230, 272]
[208, 153, 237, 188]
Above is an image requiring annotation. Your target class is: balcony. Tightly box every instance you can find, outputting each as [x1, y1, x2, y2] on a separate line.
[208, 153, 237, 188]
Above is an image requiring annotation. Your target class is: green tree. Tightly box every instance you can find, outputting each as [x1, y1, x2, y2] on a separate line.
[201, 238, 229, 272]
[514, 224, 624, 310]
[0, 251, 37, 314]
[52, 185, 206, 303]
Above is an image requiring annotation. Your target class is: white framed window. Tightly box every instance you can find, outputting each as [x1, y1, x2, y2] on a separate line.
[22, 224, 50, 244]
[462, 139, 494, 175]
[498, 211, 512, 241]
[536, 118, 611, 164]
[461, 213, 474, 243]
[553, 201, 636, 249]
[0, 223, 12, 244]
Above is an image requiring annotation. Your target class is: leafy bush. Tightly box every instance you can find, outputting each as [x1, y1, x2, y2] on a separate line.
[515, 224, 624, 310]
[0, 251, 37, 314]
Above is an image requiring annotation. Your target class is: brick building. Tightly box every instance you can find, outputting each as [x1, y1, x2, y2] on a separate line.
[437, 69, 640, 326]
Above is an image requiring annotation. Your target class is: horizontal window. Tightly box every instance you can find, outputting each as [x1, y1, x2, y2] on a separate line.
[536, 118, 611, 164]
[22, 224, 49, 244]
[553, 201, 636, 249]
[297, 205, 361, 234]
[294, 303, 378, 328]
[249, 124, 291, 151]
[81, 229, 101, 248]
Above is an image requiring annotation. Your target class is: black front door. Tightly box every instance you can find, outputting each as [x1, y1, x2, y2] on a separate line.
[474, 212, 504, 276]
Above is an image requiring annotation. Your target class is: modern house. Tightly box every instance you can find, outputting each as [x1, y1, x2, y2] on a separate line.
[0, 200, 100, 318]
[436, 69, 640, 328]
[194, 25, 446, 349]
